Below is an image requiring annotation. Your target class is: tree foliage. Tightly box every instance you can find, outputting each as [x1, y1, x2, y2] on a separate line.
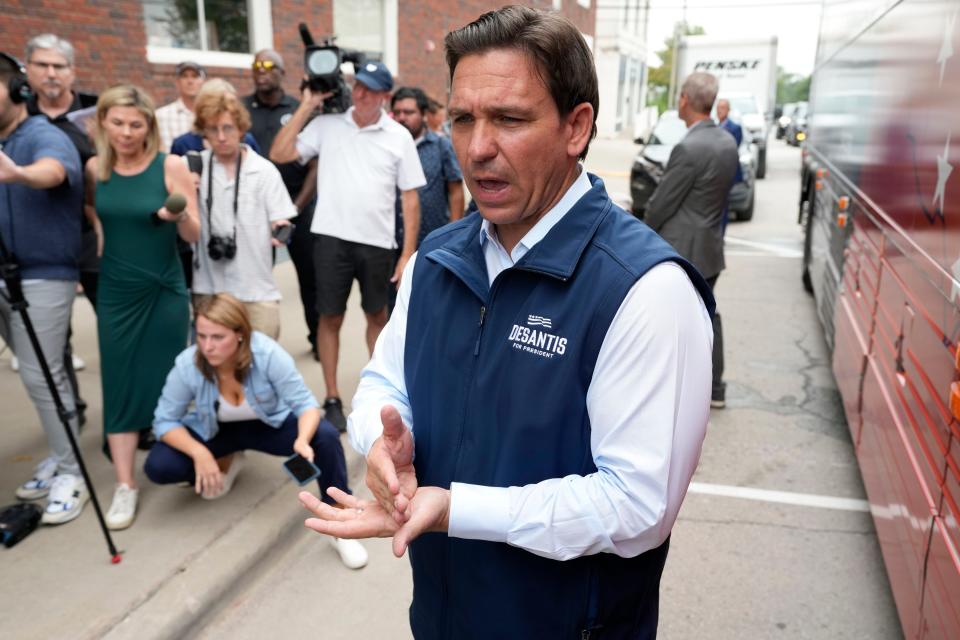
[646, 22, 705, 114]
[777, 67, 811, 104]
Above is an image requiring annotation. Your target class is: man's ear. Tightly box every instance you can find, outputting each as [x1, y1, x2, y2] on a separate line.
[564, 102, 594, 159]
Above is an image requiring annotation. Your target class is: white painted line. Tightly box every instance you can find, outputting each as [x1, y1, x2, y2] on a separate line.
[688, 482, 871, 512]
[725, 236, 803, 258]
[725, 250, 800, 258]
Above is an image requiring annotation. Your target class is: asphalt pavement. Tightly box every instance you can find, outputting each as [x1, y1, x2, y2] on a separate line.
[0, 136, 902, 639]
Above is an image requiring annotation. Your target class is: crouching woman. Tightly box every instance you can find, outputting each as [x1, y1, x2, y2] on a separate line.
[144, 293, 367, 568]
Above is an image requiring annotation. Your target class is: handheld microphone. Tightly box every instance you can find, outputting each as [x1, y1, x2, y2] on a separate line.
[151, 193, 188, 225]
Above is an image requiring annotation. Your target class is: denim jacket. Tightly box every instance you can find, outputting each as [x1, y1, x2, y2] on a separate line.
[153, 332, 319, 441]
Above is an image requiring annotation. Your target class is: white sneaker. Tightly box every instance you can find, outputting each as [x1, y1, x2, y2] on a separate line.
[16, 456, 59, 500]
[202, 452, 245, 500]
[11, 355, 19, 371]
[331, 537, 368, 569]
[71, 354, 86, 371]
[41, 474, 89, 525]
[106, 483, 139, 530]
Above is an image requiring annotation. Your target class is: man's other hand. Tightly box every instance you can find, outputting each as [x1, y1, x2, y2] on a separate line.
[366, 405, 417, 523]
[300, 486, 450, 558]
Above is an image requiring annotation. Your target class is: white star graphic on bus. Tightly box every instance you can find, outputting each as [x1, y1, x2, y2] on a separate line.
[934, 133, 953, 215]
[938, 8, 958, 86]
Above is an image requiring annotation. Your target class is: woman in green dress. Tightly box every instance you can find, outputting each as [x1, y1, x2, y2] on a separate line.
[84, 85, 200, 530]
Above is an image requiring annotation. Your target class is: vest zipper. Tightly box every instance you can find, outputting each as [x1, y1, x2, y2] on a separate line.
[473, 305, 487, 356]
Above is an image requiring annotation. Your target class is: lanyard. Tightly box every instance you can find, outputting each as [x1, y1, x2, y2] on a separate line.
[206, 152, 242, 239]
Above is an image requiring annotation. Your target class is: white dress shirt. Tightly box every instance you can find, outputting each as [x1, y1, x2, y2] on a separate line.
[348, 168, 714, 560]
[155, 98, 194, 153]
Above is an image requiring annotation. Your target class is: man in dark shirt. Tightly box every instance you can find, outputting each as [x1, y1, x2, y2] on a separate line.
[23, 33, 97, 425]
[243, 49, 319, 356]
[391, 86, 464, 246]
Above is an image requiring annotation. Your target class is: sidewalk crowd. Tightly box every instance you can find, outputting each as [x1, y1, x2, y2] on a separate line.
[0, 29, 462, 571]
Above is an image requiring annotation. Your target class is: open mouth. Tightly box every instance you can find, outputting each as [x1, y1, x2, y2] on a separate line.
[476, 179, 508, 193]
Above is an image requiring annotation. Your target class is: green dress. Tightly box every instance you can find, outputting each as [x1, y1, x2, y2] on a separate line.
[96, 152, 189, 435]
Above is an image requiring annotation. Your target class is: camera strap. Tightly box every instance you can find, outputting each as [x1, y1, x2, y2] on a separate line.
[205, 152, 242, 244]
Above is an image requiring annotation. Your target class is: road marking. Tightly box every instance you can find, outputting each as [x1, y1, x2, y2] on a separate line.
[725, 236, 803, 258]
[688, 482, 871, 512]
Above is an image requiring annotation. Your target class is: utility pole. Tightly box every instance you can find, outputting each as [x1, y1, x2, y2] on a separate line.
[666, 0, 688, 109]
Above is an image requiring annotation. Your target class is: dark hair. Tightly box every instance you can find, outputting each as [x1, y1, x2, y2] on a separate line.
[391, 86, 429, 114]
[444, 5, 598, 159]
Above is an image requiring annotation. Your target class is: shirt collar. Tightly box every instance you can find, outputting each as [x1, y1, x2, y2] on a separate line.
[416, 129, 438, 147]
[479, 165, 591, 262]
[174, 98, 192, 114]
[345, 107, 389, 131]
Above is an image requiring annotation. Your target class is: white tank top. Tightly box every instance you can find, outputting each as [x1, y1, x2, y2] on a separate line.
[217, 394, 258, 422]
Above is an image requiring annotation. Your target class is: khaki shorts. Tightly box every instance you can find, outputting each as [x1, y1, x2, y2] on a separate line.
[192, 295, 280, 340]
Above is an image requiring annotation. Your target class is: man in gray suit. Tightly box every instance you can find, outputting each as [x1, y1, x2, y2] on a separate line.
[646, 72, 738, 408]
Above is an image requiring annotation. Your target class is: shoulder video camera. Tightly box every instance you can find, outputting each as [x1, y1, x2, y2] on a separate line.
[298, 22, 368, 114]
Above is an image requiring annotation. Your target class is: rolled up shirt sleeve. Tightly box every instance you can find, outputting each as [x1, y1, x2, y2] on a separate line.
[448, 262, 713, 560]
[347, 254, 418, 456]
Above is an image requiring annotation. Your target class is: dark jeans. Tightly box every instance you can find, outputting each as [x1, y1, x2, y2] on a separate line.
[706, 274, 725, 400]
[288, 206, 318, 349]
[143, 413, 349, 505]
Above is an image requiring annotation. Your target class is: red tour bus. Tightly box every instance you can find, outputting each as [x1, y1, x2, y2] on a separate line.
[799, 1, 960, 636]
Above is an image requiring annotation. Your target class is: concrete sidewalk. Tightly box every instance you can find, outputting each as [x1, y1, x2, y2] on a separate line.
[0, 261, 374, 640]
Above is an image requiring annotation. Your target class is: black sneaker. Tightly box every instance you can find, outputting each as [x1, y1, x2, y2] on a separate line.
[323, 397, 347, 432]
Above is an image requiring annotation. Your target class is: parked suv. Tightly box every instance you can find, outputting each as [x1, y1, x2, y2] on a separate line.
[630, 110, 756, 221]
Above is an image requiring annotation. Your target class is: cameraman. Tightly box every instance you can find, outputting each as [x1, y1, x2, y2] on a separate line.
[0, 53, 87, 524]
[191, 89, 296, 339]
[270, 61, 425, 431]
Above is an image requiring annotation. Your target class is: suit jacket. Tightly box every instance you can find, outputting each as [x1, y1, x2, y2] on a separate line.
[645, 118, 739, 279]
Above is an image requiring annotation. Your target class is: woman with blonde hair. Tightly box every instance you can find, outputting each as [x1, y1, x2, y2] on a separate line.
[85, 84, 200, 530]
[146, 294, 367, 569]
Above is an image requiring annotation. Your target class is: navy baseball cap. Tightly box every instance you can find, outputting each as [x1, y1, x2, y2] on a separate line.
[355, 61, 393, 92]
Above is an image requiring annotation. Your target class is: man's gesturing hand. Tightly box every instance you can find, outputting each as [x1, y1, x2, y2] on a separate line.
[300, 486, 450, 558]
[366, 405, 417, 523]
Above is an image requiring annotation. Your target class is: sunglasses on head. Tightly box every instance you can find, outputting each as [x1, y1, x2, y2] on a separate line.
[252, 60, 279, 71]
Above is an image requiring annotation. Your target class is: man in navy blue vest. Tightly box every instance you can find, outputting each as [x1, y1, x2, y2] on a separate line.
[300, 7, 715, 638]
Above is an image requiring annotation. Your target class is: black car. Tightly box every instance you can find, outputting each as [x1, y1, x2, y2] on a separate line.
[630, 111, 756, 221]
[785, 101, 808, 146]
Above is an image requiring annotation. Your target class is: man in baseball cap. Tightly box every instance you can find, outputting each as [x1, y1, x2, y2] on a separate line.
[269, 59, 424, 440]
[156, 61, 207, 151]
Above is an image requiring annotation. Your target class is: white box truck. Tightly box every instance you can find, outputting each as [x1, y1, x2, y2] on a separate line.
[675, 35, 778, 178]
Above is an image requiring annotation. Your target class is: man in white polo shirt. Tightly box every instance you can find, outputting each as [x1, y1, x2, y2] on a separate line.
[270, 61, 425, 431]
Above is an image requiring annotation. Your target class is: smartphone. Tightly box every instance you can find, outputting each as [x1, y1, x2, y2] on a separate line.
[273, 223, 295, 244]
[283, 453, 321, 486]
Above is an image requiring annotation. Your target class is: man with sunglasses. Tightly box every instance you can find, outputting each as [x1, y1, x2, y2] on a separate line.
[156, 61, 206, 152]
[243, 50, 319, 360]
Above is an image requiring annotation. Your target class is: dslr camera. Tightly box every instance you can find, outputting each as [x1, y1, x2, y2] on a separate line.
[207, 234, 236, 261]
[298, 22, 368, 114]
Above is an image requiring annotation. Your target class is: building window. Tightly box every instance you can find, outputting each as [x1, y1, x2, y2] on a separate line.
[144, 0, 249, 52]
[333, 0, 398, 75]
[143, 0, 273, 68]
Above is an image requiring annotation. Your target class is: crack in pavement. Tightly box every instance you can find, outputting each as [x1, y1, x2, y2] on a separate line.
[677, 514, 874, 537]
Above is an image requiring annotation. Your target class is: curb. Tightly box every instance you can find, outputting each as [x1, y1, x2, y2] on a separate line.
[99, 443, 365, 640]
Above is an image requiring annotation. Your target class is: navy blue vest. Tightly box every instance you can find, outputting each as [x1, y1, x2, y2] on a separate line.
[404, 176, 714, 639]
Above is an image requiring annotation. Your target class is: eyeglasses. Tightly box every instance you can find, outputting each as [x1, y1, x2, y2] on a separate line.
[203, 124, 238, 137]
[28, 60, 70, 73]
[252, 60, 279, 72]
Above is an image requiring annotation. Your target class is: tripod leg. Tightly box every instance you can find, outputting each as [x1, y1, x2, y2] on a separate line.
[2, 280, 120, 561]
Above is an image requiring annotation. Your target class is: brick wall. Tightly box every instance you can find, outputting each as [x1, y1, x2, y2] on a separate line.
[397, 1, 597, 102]
[0, 0, 594, 108]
